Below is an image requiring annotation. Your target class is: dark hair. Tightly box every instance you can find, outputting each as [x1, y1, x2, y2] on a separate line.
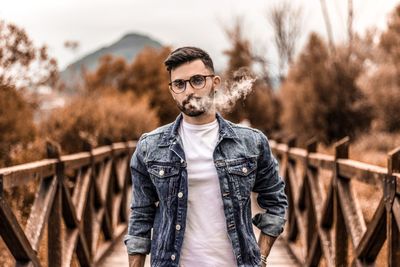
[164, 46, 214, 73]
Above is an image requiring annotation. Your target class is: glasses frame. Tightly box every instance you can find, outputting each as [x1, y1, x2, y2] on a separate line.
[168, 74, 215, 94]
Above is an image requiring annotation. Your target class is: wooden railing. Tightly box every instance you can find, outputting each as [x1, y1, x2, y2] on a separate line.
[2, 136, 399, 267]
[271, 137, 400, 267]
[0, 140, 135, 266]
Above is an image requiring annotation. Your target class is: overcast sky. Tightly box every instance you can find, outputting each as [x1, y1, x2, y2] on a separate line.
[1, 0, 399, 74]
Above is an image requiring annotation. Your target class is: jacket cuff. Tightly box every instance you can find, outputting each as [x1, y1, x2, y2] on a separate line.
[123, 234, 151, 255]
[252, 212, 286, 237]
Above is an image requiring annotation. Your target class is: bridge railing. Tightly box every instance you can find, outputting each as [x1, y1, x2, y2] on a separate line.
[0, 140, 136, 267]
[271, 137, 400, 267]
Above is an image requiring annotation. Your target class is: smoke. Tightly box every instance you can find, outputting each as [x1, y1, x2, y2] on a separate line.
[187, 68, 256, 113]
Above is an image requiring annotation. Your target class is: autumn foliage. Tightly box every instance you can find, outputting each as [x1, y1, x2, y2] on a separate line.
[40, 90, 159, 154]
[223, 19, 280, 134]
[0, 20, 58, 167]
[84, 47, 179, 125]
[279, 33, 372, 144]
[358, 5, 400, 132]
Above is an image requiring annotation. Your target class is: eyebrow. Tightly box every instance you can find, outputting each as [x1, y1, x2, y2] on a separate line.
[171, 73, 213, 82]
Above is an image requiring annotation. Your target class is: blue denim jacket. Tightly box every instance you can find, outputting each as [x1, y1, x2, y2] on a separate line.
[124, 112, 288, 267]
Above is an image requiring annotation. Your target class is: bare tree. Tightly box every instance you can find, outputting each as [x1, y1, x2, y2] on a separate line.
[267, 1, 303, 81]
[319, 0, 335, 54]
[348, 0, 354, 51]
[64, 40, 80, 53]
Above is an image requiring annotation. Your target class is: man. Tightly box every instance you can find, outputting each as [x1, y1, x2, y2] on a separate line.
[124, 47, 288, 267]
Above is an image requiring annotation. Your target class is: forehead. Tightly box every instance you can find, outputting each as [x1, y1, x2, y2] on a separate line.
[170, 59, 211, 80]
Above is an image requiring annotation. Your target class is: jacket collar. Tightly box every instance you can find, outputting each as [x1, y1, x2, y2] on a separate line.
[159, 112, 239, 147]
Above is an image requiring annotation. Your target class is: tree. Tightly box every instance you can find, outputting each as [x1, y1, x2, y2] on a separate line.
[0, 83, 36, 167]
[358, 4, 400, 132]
[0, 19, 59, 167]
[0, 19, 58, 93]
[280, 33, 372, 144]
[268, 1, 303, 80]
[83, 47, 179, 124]
[222, 18, 280, 133]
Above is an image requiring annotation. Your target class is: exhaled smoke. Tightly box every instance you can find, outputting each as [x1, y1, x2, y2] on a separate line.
[187, 67, 256, 113]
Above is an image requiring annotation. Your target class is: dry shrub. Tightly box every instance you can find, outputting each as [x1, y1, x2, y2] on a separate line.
[279, 33, 372, 145]
[39, 90, 159, 154]
[0, 83, 36, 167]
[222, 18, 280, 133]
[358, 5, 400, 132]
[84, 47, 179, 125]
[0, 19, 58, 92]
[227, 80, 280, 134]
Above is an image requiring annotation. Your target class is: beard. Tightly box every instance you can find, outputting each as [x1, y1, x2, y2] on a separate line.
[175, 86, 215, 117]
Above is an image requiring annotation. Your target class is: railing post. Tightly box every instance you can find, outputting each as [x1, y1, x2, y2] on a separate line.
[82, 140, 95, 258]
[386, 147, 400, 267]
[285, 136, 298, 242]
[120, 138, 131, 223]
[305, 138, 318, 261]
[46, 140, 63, 267]
[333, 137, 350, 267]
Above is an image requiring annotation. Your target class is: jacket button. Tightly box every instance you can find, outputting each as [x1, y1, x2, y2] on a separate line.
[178, 192, 183, 198]
[171, 254, 176, 261]
[181, 159, 185, 163]
[242, 167, 248, 173]
[176, 224, 181, 230]
[159, 169, 165, 176]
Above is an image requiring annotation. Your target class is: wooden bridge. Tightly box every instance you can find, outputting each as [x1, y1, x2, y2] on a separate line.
[0, 137, 399, 266]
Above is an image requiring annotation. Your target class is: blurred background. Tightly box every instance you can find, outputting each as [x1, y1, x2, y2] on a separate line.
[1, 0, 400, 168]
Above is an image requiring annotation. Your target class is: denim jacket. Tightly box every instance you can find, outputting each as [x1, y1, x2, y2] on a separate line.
[124, 112, 288, 267]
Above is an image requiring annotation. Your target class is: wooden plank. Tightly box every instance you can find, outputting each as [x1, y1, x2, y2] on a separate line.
[305, 234, 322, 267]
[337, 159, 387, 186]
[25, 176, 57, 251]
[61, 152, 91, 170]
[0, 197, 41, 266]
[92, 147, 113, 163]
[336, 178, 366, 248]
[48, 182, 62, 267]
[71, 167, 92, 221]
[356, 198, 386, 262]
[334, 188, 348, 267]
[61, 183, 92, 267]
[306, 168, 334, 265]
[387, 209, 400, 267]
[1, 160, 57, 189]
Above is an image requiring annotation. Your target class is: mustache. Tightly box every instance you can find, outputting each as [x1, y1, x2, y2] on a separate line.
[182, 94, 202, 106]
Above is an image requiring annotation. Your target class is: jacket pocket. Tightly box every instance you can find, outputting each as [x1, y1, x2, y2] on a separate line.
[226, 157, 257, 201]
[148, 163, 180, 201]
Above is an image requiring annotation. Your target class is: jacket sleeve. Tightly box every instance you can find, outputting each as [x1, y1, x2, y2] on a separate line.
[252, 131, 288, 237]
[123, 134, 158, 255]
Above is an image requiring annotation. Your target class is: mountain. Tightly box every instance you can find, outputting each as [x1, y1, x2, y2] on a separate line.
[60, 33, 163, 92]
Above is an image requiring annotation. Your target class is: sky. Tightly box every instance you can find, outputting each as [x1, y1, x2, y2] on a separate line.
[1, 0, 399, 74]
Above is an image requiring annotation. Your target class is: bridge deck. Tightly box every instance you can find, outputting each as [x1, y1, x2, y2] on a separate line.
[99, 193, 298, 267]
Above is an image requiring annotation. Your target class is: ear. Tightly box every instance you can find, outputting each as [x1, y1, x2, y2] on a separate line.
[213, 75, 221, 88]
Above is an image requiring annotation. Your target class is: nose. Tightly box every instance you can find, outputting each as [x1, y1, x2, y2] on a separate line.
[184, 81, 196, 96]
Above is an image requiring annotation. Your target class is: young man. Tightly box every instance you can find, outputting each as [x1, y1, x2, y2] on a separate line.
[124, 47, 288, 267]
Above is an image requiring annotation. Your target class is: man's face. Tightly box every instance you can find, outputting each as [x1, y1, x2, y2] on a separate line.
[169, 59, 220, 117]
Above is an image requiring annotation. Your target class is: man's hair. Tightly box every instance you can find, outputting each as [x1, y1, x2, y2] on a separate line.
[164, 46, 214, 73]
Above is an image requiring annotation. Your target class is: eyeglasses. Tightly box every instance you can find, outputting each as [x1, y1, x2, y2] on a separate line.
[169, 74, 215, 94]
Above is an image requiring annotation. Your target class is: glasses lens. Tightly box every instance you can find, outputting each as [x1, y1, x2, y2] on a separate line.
[190, 75, 206, 89]
[172, 80, 185, 92]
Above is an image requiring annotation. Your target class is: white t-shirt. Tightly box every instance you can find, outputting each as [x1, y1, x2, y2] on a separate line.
[178, 118, 237, 267]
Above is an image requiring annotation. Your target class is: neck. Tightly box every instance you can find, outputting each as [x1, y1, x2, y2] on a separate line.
[182, 109, 217, 125]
